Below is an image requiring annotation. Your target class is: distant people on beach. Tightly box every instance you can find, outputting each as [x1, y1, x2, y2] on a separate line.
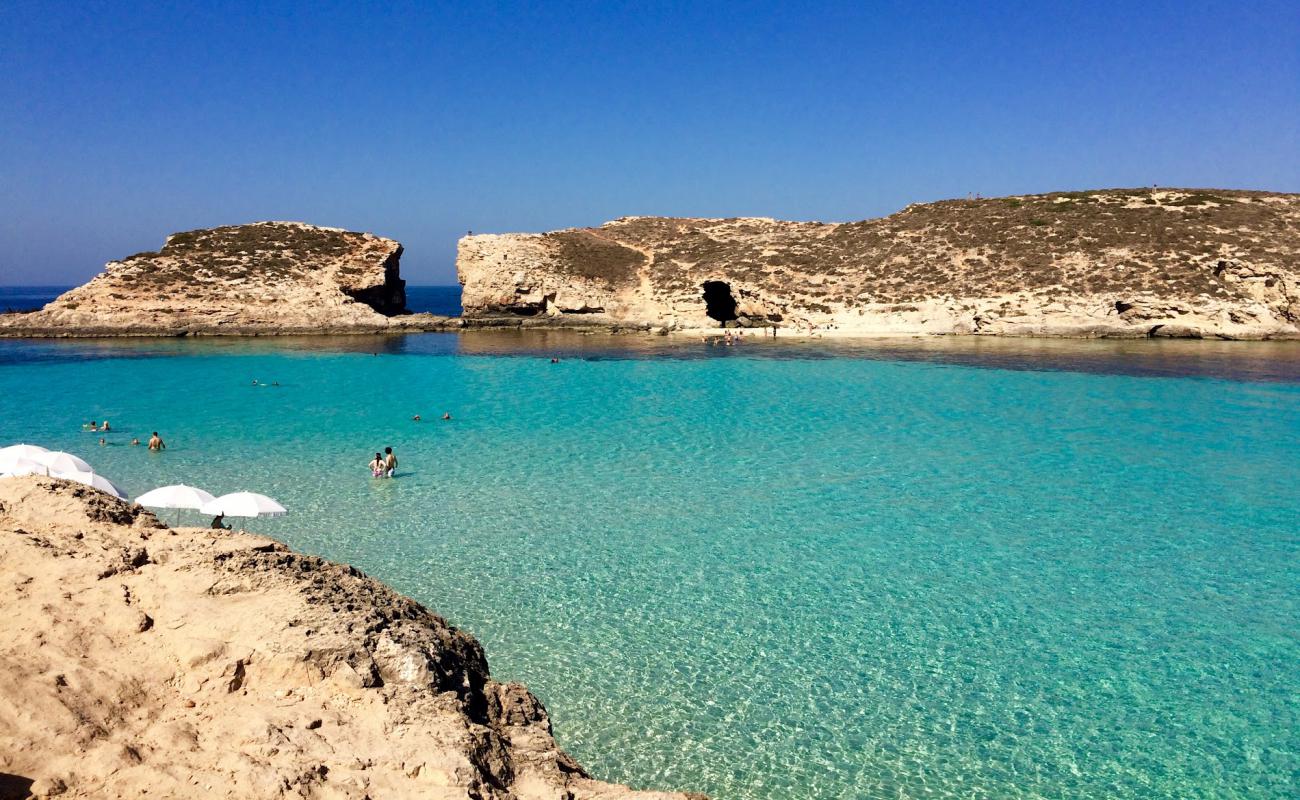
[148, 432, 165, 451]
[211, 513, 231, 530]
[369, 452, 385, 477]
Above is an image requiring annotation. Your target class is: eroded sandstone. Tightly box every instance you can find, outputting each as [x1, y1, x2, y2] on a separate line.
[0, 222, 456, 336]
[0, 477, 700, 799]
[457, 189, 1300, 339]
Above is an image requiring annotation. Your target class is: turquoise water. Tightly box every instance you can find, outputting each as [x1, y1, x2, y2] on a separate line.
[1, 333, 1297, 799]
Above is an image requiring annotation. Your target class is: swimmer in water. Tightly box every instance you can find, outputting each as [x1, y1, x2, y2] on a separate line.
[384, 447, 397, 478]
[148, 432, 165, 451]
[131, 438, 140, 446]
[369, 452, 384, 477]
[102, 420, 111, 431]
[412, 414, 421, 421]
[441, 412, 452, 421]
[98, 437, 106, 446]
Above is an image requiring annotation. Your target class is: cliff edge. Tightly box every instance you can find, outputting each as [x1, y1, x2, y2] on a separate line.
[0, 222, 453, 336]
[0, 477, 699, 800]
[458, 189, 1300, 339]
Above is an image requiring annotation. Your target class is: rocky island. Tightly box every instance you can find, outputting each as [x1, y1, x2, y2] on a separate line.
[0, 477, 699, 800]
[5, 189, 1297, 340]
[459, 189, 1300, 339]
[0, 222, 455, 337]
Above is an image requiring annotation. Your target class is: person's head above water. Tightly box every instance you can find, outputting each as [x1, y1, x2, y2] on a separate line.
[384, 447, 392, 455]
[374, 452, 381, 460]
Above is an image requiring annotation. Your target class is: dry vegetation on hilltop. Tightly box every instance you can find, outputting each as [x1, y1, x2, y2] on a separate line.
[458, 188, 1300, 338]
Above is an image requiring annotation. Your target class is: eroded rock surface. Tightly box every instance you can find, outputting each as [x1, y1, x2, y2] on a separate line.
[0, 222, 455, 336]
[458, 189, 1300, 339]
[0, 477, 699, 800]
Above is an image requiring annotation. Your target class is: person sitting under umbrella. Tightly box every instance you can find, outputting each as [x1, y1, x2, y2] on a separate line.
[211, 512, 231, 530]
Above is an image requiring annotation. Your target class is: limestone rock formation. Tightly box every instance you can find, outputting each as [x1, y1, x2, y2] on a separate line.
[0, 476, 700, 800]
[0, 222, 453, 336]
[458, 189, 1300, 339]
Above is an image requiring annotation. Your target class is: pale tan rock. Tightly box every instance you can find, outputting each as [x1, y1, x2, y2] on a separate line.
[457, 189, 1300, 340]
[0, 477, 699, 799]
[0, 222, 455, 337]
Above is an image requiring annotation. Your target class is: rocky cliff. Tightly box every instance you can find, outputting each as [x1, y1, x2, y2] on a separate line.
[0, 477, 700, 800]
[0, 222, 452, 336]
[458, 189, 1300, 339]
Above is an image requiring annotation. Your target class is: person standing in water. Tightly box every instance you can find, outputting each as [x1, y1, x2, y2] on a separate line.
[384, 447, 398, 478]
[369, 452, 384, 477]
[148, 432, 165, 451]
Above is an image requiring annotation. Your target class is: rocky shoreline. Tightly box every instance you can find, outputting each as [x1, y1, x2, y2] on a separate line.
[5, 190, 1298, 341]
[0, 477, 701, 799]
[459, 189, 1300, 341]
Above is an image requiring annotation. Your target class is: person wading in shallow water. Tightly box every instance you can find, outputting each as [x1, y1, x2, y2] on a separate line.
[147, 432, 165, 451]
[384, 447, 397, 478]
[369, 452, 384, 477]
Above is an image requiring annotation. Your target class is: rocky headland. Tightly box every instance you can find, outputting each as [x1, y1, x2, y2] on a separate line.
[0, 477, 699, 800]
[458, 189, 1300, 339]
[0, 222, 455, 337]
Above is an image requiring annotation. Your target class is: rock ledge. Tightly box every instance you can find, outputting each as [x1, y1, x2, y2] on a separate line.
[0, 476, 700, 800]
[457, 189, 1300, 340]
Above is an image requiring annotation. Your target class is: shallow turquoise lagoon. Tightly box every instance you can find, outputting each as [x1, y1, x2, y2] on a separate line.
[1, 334, 1297, 799]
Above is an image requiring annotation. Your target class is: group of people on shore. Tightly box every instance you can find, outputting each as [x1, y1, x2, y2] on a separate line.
[704, 330, 748, 346]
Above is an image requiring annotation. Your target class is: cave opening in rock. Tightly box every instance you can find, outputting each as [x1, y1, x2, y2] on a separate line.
[702, 281, 738, 324]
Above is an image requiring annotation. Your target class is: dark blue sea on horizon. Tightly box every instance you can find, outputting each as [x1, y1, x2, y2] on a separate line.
[0, 285, 463, 316]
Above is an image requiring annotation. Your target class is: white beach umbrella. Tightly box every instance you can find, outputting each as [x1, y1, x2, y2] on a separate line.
[0, 458, 50, 477]
[37, 451, 94, 475]
[0, 444, 50, 460]
[55, 469, 128, 500]
[0, 445, 52, 473]
[136, 484, 218, 524]
[200, 492, 287, 518]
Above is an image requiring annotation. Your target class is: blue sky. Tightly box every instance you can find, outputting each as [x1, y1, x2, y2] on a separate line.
[2, 1, 1297, 285]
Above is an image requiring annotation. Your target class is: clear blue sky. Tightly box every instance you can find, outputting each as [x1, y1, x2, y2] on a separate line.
[2, 1, 1297, 285]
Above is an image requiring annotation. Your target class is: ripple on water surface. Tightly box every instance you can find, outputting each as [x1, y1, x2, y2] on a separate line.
[0, 333, 1297, 799]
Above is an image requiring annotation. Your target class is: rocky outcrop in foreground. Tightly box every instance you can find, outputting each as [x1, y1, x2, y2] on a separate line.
[458, 189, 1300, 339]
[0, 222, 454, 336]
[0, 477, 698, 799]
